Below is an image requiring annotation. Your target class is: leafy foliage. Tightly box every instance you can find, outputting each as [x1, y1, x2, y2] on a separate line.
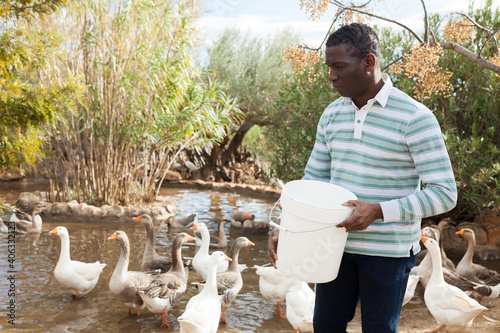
[205, 28, 298, 166]
[0, 0, 78, 171]
[264, 62, 338, 182]
[43, 0, 238, 205]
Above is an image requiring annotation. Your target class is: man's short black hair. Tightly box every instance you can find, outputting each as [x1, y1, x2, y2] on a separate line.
[326, 23, 381, 59]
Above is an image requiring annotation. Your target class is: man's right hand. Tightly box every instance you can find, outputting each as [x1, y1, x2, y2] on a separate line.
[267, 219, 280, 268]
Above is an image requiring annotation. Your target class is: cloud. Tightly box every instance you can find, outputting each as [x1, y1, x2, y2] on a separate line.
[195, 14, 332, 48]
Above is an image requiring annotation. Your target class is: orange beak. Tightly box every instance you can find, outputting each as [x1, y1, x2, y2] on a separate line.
[49, 228, 57, 235]
[421, 236, 428, 243]
[247, 241, 255, 246]
[190, 225, 198, 230]
[187, 235, 196, 242]
[107, 233, 117, 240]
[420, 229, 424, 234]
[225, 255, 232, 261]
[132, 216, 141, 222]
[456, 229, 464, 235]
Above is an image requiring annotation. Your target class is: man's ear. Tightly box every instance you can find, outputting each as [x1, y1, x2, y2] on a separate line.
[364, 53, 377, 72]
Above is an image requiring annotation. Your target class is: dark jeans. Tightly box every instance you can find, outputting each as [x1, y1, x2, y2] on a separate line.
[313, 251, 416, 333]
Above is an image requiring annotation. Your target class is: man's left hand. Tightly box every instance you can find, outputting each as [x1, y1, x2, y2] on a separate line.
[336, 200, 383, 232]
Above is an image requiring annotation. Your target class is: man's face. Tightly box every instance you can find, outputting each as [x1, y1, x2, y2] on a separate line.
[325, 44, 370, 99]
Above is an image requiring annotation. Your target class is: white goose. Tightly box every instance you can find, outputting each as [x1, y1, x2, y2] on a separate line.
[421, 236, 487, 333]
[254, 265, 295, 318]
[190, 223, 245, 280]
[285, 280, 315, 333]
[49, 227, 106, 298]
[178, 251, 232, 333]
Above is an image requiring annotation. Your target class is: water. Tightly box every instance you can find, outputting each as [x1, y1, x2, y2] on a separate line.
[0, 182, 499, 332]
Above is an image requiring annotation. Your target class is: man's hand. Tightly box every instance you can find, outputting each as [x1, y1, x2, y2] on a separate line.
[267, 219, 280, 268]
[336, 200, 383, 232]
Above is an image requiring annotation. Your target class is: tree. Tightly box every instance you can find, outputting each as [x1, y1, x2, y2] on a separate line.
[0, 0, 78, 172]
[204, 28, 298, 169]
[290, 0, 500, 98]
[40, 0, 238, 206]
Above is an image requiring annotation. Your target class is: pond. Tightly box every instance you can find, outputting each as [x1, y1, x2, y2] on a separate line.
[0, 182, 499, 332]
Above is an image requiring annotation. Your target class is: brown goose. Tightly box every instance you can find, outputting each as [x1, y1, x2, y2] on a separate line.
[456, 228, 500, 285]
[107, 230, 152, 316]
[166, 213, 198, 228]
[133, 214, 172, 273]
[216, 236, 254, 324]
[425, 225, 455, 271]
[138, 232, 195, 327]
[9, 202, 45, 234]
[433, 218, 456, 271]
[194, 219, 229, 248]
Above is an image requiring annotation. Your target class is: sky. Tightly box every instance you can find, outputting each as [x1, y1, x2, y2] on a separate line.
[195, 0, 487, 49]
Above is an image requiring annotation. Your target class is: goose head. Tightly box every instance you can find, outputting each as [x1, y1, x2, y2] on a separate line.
[49, 226, 69, 237]
[210, 251, 232, 265]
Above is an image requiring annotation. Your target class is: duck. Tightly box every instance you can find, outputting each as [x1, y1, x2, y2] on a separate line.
[49, 226, 106, 298]
[455, 228, 500, 285]
[285, 279, 315, 333]
[216, 236, 254, 324]
[107, 230, 152, 316]
[167, 213, 198, 228]
[178, 251, 232, 333]
[9, 201, 44, 233]
[421, 236, 487, 333]
[133, 214, 172, 273]
[194, 219, 228, 248]
[138, 232, 195, 327]
[253, 265, 295, 318]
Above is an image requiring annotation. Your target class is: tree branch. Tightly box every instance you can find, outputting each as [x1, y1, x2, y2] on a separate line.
[478, 26, 500, 58]
[420, 0, 429, 43]
[434, 12, 492, 39]
[440, 42, 500, 75]
[331, 2, 424, 43]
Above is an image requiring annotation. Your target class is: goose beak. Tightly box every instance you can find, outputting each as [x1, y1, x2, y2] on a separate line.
[49, 228, 57, 235]
[107, 233, 117, 240]
[421, 236, 428, 243]
[247, 241, 255, 246]
[456, 229, 464, 235]
[187, 235, 196, 242]
[132, 216, 141, 222]
[190, 225, 198, 230]
[225, 255, 232, 262]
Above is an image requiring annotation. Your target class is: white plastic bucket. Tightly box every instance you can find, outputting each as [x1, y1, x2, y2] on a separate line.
[275, 180, 357, 283]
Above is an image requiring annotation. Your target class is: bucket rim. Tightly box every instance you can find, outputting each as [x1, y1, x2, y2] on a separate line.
[281, 181, 357, 212]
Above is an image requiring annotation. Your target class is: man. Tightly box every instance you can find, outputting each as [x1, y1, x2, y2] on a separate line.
[268, 23, 457, 332]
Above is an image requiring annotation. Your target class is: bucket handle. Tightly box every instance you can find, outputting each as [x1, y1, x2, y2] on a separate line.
[268, 199, 288, 232]
[268, 200, 346, 234]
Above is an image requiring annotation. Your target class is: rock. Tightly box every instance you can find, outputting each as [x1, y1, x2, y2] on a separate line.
[165, 170, 182, 181]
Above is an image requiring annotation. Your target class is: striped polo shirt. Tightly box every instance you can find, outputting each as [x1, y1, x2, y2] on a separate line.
[303, 74, 457, 258]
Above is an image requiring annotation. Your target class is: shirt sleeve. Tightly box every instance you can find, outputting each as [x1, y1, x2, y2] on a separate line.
[380, 109, 457, 222]
[303, 112, 332, 182]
